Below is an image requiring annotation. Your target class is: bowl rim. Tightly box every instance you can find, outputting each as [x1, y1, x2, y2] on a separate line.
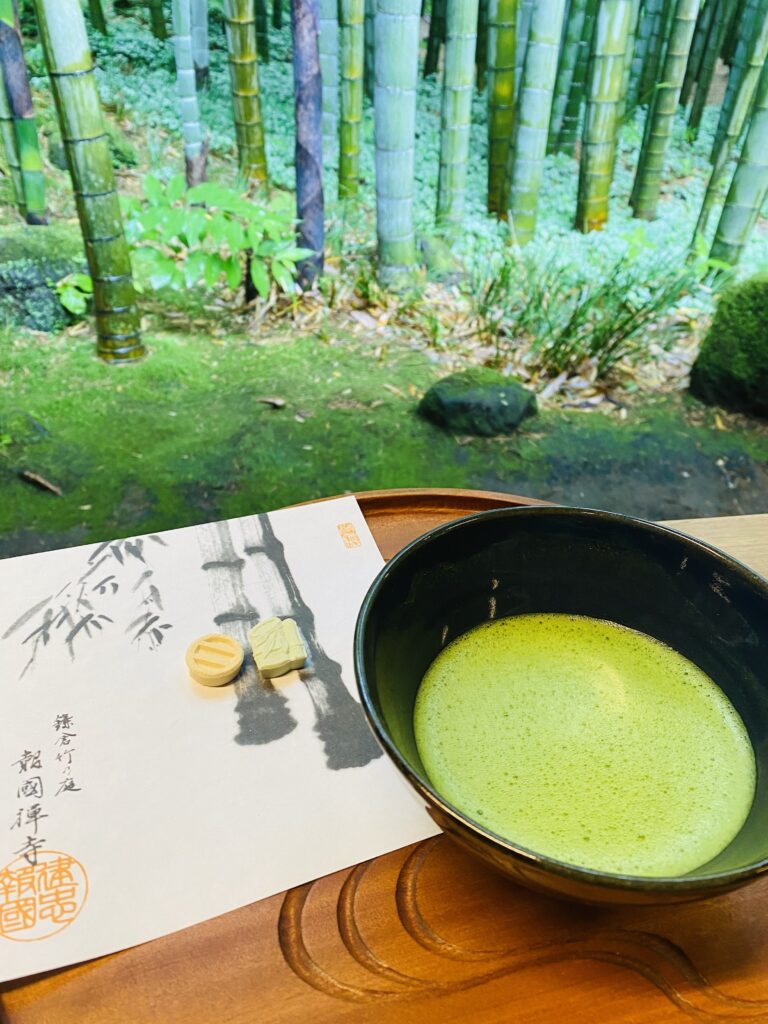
[354, 504, 768, 894]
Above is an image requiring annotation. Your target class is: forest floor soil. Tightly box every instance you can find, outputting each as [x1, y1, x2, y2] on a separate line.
[1, 321, 767, 558]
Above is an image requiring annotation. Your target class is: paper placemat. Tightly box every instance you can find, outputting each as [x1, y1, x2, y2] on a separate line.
[0, 497, 436, 982]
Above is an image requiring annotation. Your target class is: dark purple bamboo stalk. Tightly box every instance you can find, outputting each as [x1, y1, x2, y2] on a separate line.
[290, 0, 324, 286]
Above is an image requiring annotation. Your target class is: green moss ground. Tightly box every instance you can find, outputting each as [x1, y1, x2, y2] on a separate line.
[2, 322, 768, 557]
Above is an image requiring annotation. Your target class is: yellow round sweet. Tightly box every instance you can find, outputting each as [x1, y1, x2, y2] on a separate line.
[185, 633, 244, 687]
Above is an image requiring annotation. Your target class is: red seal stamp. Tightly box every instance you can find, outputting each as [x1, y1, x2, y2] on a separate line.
[0, 850, 88, 941]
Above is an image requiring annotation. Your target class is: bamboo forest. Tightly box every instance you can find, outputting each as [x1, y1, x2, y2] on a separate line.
[1, 0, 768, 553]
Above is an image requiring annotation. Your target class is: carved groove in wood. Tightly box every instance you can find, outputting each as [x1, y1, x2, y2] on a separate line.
[278, 836, 768, 1018]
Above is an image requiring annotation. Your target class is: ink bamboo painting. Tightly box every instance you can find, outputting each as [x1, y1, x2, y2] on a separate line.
[0, 498, 434, 983]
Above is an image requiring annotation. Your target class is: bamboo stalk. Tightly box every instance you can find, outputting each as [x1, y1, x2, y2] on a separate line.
[339, 0, 363, 195]
[692, 0, 733, 131]
[557, 0, 598, 155]
[363, 0, 374, 97]
[88, 0, 108, 33]
[616, 0, 642, 125]
[695, 4, 768, 238]
[721, 0, 747, 66]
[436, 0, 479, 226]
[514, 0, 534, 90]
[710, 59, 768, 265]
[626, 0, 655, 110]
[0, 0, 46, 223]
[319, 0, 338, 167]
[273, 0, 282, 28]
[33, 0, 143, 361]
[148, 0, 168, 37]
[191, 0, 210, 88]
[711, 0, 761, 159]
[255, 0, 269, 59]
[487, 0, 516, 213]
[548, 0, 589, 150]
[630, 0, 702, 220]
[636, 0, 668, 105]
[575, 0, 633, 231]
[291, 0, 324, 285]
[680, 0, 715, 105]
[424, 0, 445, 76]
[0, 48, 24, 217]
[475, 0, 488, 89]
[223, 0, 268, 186]
[688, 0, 729, 132]
[505, 0, 568, 243]
[375, 0, 420, 284]
[172, 0, 207, 184]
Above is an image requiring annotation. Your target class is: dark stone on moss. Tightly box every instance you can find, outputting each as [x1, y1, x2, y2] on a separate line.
[689, 274, 768, 418]
[419, 368, 537, 436]
[0, 224, 86, 332]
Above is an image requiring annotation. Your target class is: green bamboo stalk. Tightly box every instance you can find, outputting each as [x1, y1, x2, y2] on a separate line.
[424, 0, 445, 75]
[33, 0, 142, 361]
[374, 0, 420, 284]
[191, 0, 210, 87]
[505, 0, 568, 243]
[88, 0, 108, 33]
[273, 0, 282, 28]
[680, 0, 715, 105]
[695, 4, 768, 238]
[548, 0, 590, 150]
[223, 0, 268, 185]
[255, 0, 269, 59]
[636, 0, 668, 105]
[514, 0, 534, 90]
[630, 0, 701, 220]
[172, 0, 207, 184]
[364, 0, 374, 97]
[616, 0, 642, 125]
[711, 0, 761, 159]
[626, 0, 655, 110]
[721, 0, 746, 65]
[0, 0, 46, 223]
[436, 0, 479, 225]
[487, 0, 516, 213]
[0, 53, 24, 216]
[710, 59, 768, 265]
[575, 0, 633, 231]
[475, 0, 488, 89]
[688, 0, 729, 132]
[148, 0, 168, 37]
[557, 0, 598, 155]
[339, 0, 363, 195]
[319, 0, 338, 166]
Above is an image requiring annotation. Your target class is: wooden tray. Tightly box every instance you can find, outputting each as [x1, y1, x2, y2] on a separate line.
[3, 489, 768, 1024]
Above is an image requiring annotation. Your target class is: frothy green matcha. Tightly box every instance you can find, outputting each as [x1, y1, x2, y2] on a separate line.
[414, 614, 755, 877]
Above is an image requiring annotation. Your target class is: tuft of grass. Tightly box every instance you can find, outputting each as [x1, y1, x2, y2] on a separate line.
[471, 247, 696, 378]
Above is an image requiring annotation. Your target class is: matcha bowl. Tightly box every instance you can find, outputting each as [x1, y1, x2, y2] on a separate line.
[354, 507, 768, 905]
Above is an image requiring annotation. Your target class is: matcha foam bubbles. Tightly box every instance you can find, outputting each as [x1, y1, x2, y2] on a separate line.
[414, 614, 756, 877]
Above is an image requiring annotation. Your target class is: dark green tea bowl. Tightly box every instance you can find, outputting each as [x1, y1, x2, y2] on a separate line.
[354, 506, 768, 905]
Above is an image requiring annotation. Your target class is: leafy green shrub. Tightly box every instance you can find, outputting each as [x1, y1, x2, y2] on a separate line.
[471, 249, 695, 378]
[689, 274, 768, 417]
[107, 124, 139, 168]
[55, 273, 93, 317]
[122, 173, 312, 300]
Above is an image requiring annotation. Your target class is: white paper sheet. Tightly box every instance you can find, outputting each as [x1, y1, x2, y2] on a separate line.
[0, 497, 437, 982]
